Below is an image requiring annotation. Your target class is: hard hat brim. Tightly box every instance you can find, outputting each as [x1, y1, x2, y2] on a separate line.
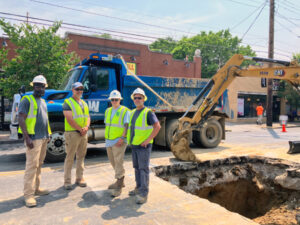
[108, 96, 123, 100]
[131, 93, 147, 101]
[30, 82, 48, 87]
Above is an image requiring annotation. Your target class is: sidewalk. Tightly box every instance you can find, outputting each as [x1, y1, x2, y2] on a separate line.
[0, 130, 22, 144]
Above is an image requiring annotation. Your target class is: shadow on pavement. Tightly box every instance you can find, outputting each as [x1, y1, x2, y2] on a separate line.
[78, 190, 144, 220]
[267, 128, 280, 139]
[0, 186, 73, 214]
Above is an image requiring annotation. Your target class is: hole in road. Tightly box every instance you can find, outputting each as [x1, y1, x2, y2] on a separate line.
[154, 156, 300, 225]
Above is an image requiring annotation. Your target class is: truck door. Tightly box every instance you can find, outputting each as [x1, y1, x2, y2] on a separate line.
[81, 67, 117, 121]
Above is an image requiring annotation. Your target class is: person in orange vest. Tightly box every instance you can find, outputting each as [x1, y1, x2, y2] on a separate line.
[256, 103, 264, 125]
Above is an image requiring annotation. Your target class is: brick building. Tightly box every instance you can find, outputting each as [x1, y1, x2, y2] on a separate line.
[66, 33, 202, 78]
[1, 33, 202, 78]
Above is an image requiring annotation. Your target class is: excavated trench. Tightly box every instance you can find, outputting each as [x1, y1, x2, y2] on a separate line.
[153, 156, 300, 225]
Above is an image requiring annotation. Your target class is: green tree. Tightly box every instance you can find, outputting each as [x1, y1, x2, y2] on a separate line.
[293, 53, 300, 63]
[149, 37, 177, 54]
[171, 30, 256, 78]
[93, 33, 113, 39]
[277, 52, 300, 113]
[0, 20, 79, 98]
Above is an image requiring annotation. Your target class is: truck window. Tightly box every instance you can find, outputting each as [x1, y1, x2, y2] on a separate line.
[95, 68, 109, 90]
[59, 68, 83, 90]
[82, 67, 109, 91]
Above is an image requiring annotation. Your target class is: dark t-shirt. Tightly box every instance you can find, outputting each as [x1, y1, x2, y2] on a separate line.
[129, 107, 158, 148]
[18, 96, 49, 140]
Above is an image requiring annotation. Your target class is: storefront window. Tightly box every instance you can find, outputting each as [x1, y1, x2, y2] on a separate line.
[237, 94, 266, 118]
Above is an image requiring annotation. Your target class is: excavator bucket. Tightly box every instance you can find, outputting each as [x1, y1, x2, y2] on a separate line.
[170, 128, 201, 162]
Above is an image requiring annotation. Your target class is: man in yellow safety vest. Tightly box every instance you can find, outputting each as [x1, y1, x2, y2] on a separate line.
[127, 88, 161, 204]
[18, 75, 52, 207]
[105, 90, 130, 197]
[62, 82, 90, 190]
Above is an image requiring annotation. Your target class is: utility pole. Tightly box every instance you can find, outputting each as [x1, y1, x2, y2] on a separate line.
[26, 12, 29, 24]
[266, 0, 274, 127]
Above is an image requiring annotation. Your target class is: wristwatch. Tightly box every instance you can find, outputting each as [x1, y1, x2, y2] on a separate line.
[121, 136, 126, 140]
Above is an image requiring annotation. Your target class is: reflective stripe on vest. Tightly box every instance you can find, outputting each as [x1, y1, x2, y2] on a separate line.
[128, 107, 153, 145]
[18, 95, 52, 135]
[105, 106, 128, 140]
[64, 98, 89, 131]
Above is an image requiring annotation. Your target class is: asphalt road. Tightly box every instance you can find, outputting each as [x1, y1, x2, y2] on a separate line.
[0, 123, 299, 225]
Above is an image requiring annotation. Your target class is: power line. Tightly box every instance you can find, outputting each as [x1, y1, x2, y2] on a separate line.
[241, 0, 267, 40]
[276, 12, 300, 27]
[30, 0, 200, 36]
[254, 50, 291, 59]
[30, 0, 298, 50]
[230, 1, 267, 30]
[1, 9, 296, 58]
[275, 19, 298, 36]
[60, 0, 221, 32]
[222, 0, 258, 8]
[0, 16, 155, 43]
[276, 1, 300, 17]
[0, 11, 160, 40]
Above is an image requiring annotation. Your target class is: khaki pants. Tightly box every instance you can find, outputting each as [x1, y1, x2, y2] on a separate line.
[64, 132, 88, 184]
[24, 139, 48, 198]
[106, 142, 127, 179]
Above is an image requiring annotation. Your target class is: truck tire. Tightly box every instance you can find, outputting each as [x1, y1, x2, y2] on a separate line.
[192, 118, 222, 148]
[46, 122, 66, 163]
[166, 119, 192, 149]
[166, 119, 179, 149]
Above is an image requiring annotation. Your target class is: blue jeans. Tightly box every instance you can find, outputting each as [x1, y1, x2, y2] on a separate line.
[131, 144, 152, 197]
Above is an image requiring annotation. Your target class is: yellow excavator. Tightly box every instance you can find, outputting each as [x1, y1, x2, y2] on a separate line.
[171, 54, 300, 162]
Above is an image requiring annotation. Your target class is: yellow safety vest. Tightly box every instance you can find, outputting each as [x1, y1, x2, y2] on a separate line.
[105, 106, 129, 140]
[128, 107, 154, 145]
[18, 95, 52, 135]
[64, 97, 89, 131]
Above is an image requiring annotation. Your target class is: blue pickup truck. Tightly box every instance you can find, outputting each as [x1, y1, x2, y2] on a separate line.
[10, 53, 228, 162]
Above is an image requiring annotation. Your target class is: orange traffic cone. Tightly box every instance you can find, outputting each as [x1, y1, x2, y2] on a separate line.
[282, 124, 287, 132]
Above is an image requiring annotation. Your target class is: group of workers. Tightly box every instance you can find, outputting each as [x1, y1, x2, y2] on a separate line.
[18, 75, 161, 208]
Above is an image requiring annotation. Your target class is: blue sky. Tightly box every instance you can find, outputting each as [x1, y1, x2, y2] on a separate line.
[0, 0, 299, 60]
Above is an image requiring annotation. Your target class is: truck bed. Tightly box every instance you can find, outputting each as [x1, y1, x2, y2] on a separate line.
[122, 75, 211, 112]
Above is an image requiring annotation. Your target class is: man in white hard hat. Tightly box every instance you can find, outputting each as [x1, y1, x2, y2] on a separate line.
[127, 88, 161, 204]
[105, 90, 130, 197]
[18, 75, 52, 207]
[62, 82, 90, 190]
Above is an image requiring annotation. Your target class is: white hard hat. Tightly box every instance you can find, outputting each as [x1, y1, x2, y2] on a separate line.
[30, 75, 48, 87]
[108, 90, 123, 100]
[131, 88, 147, 101]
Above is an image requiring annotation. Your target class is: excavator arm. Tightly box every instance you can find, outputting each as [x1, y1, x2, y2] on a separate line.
[171, 54, 300, 162]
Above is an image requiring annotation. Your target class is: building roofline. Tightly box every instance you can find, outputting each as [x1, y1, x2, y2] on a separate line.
[65, 32, 151, 47]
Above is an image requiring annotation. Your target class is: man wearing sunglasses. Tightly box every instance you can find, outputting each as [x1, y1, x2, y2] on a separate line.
[105, 90, 130, 197]
[18, 75, 52, 207]
[62, 82, 90, 190]
[128, 88, 161, 204]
